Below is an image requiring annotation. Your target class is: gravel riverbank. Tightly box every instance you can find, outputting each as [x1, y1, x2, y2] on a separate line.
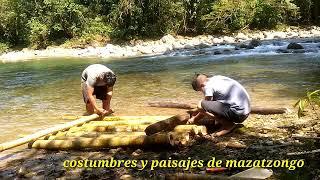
[1, 26, 320, 63]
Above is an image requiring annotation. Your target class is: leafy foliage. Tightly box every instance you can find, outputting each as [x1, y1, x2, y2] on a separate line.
[294, 90, 320, 118]
[0, 42, 9, 54]
[0, 0, 317, 49]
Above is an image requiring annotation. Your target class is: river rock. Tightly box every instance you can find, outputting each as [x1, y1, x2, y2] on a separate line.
[235, 33, 248, 40]
[249, 39, 262, 47]
[197, 43, 210, 49]
[311, 29, 320, 36]
[184, 44, 193, 49]
[213, 51, 222, 55]
[161, 34, 175, 44]
[223, 36, 235, 43]
[287, 43, 304, 49]
[172, 42, 184, 49]
[276, 49, 289, 53]
[212, 37, 223, 44]
[263, 31, 274, 39]
[120, 174, 133, 180]
[273, 32, 287, 39]
[138, 46, 153, 54]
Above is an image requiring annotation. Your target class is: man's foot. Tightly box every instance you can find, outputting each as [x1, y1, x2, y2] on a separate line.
[212, 123, 237, 137]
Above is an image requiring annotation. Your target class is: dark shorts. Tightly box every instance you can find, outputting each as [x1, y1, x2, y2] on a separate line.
[82, 82, 108, 103]
[201, 100, 248, 123]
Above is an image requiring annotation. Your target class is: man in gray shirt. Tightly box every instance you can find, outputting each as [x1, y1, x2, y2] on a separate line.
[188, 74, 251, 136]
[81, 64, 116, 116]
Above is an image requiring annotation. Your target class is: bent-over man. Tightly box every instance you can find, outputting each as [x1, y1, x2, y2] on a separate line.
[189, 74, 251, 136]
[81, 64, 116, 116]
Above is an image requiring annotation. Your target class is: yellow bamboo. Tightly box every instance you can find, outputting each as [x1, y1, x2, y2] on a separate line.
[0, 114, 99, 151]
[87, 119, 160, 126]
[173, 125, 207, 136]
[102, 116, 170, 121]
[48, 132, 146, 140]
[173, 125, 199, 134]
[169, 132, 190, 146]
[196, 126, 208, 135]
[31, 133, 173, 150]
[68, 125, 149, 133]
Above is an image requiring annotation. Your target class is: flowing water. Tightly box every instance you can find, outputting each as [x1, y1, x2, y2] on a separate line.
[0, 41, 320, 144]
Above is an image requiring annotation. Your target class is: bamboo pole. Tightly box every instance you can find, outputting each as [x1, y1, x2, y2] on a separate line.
[173, 125, 207, 135]
[148, 101, 289, 114]
[31, 133, 175, 150]
[102, 116, 170, 121]
[68, 125, 149, 133]
[86, 119, 160, 126]
[174, 125, 199, 134]
[48, 132, 146, 140]
[0, 114, 100, 151]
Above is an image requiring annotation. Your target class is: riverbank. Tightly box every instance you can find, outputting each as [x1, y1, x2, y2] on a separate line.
[1, 26, 320, 63]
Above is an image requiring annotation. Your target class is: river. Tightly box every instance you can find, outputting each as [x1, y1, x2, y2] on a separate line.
[0, 42, 319, 144]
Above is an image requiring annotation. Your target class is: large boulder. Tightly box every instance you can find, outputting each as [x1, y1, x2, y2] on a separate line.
[235, 33, 249, 40]
[249, 39, 261, 47]
[161, 34, 175, 44]
[287, 43, 304, 49]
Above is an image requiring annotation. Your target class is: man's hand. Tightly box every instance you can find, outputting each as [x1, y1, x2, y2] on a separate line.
[98, 108, 114, 116]
[187, 117, 195, 124]
[97, 108, 106, 115]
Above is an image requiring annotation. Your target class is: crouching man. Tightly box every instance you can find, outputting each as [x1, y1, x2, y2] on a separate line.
[81, 64, 116, 116]
[188, 74, 251, 136]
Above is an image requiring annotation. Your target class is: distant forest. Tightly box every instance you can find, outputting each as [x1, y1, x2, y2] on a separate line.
[0, 0, 319, 50]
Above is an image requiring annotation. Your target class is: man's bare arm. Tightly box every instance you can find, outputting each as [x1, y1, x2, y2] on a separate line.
[103, 86, 113, 111]
[86, 85, 104, 114]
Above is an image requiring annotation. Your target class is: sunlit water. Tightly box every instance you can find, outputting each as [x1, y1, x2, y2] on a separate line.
[0, 49, 319, 144]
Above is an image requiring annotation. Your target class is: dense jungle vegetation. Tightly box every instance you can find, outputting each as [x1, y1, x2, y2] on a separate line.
[0, 0, 319, 51]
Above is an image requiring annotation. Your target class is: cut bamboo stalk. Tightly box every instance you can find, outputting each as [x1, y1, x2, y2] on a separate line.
[31, 133, 174, 150]
[173, 125, 207, 136]
[68, 125, 149, 133]
[145, 113, 190, 135]
[169, 132, 190, 146]
[173, 125, 202, 135]
[0, 114, 99, 151]
[87, 119, 160, 126]
[102, 116, 170, 121]
[197, 126, 208, 135]
[48, 132, 146, 140]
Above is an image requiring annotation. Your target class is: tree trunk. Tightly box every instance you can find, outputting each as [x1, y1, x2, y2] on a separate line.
[145, 113, 190, 136]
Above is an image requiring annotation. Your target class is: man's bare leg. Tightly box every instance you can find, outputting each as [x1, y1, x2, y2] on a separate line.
[205, 111, 236, 136]
[86, 103, 94, 115]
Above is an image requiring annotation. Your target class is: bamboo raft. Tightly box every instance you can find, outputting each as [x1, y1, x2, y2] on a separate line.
[0, 115, 206, 151]
[0, 103, 288, 151]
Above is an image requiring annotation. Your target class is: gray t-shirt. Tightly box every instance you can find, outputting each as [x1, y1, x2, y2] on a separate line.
[204, 75, 251, 115]
[81, 64, 114, 87]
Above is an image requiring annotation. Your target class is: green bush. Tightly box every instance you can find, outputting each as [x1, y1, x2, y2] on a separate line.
[83, 17, 112, 36]
[109, 0, 179, 40]
[295, 90, 320, 118]
[0, 42, 9, 54]
[203, 0, 256, 33]
[27, 19, 49, 49]
[0, 0, 29, 45]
